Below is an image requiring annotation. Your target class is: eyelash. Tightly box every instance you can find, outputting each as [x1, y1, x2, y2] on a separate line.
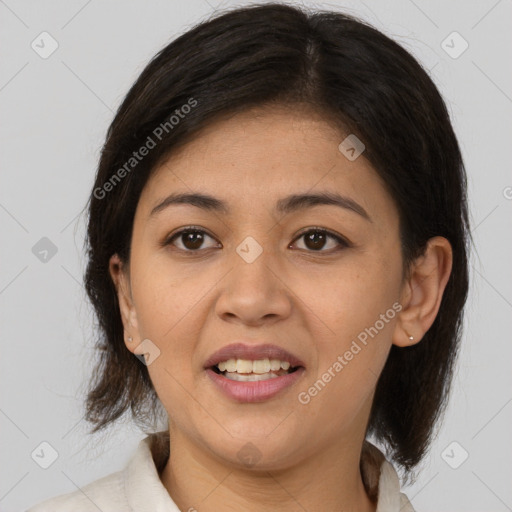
[162, 225, 350, 254]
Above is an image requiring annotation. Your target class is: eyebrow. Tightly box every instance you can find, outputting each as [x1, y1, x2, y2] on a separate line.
[149, 191, 371, 222]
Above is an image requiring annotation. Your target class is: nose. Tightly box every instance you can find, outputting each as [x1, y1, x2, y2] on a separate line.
[214, 245, 292, 327]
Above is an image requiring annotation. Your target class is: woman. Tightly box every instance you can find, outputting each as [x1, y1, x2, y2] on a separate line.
[28, 3, 469, 511]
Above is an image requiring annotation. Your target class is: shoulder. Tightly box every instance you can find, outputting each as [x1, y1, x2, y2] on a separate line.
[399, 491, 416, 512]
[26, 433, 174, 512]
[360, 440, 417, 512]
[377, 459, 417, 512]
[26, 469, 127, 512]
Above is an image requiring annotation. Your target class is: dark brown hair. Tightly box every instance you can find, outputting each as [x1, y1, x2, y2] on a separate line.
[82, 2, 470, 479]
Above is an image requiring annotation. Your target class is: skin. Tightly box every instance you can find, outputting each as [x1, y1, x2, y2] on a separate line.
[109, 105, 453, 512]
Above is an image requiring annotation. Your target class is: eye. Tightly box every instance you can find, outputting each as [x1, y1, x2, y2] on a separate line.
[163, 227, 220, 252]
[290, 228, 349, 253]
[163, 226, 349, 254]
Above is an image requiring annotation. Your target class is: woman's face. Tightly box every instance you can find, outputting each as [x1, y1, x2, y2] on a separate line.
[115, 106, 405, 469]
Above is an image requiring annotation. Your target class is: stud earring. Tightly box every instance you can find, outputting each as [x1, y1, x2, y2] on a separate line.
[406, 333, 414, 341]
[127, 336, 133, 342]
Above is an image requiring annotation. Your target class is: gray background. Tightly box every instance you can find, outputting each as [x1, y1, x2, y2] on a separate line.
[1, 0, 511, 511]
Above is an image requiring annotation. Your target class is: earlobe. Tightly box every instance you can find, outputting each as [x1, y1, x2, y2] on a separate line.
[393, 236, 453, 347]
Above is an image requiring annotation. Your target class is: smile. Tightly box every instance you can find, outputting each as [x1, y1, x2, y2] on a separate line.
[206, 365, 305, 402]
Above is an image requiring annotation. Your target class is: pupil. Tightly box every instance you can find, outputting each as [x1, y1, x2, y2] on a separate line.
[306, 232, 325, 250]
[184, 231, 203, 250]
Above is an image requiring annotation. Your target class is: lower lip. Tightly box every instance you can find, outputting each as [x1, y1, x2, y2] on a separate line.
[205, 367, 305, 403]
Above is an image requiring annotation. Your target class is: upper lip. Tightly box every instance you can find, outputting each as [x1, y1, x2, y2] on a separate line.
[203, 343, 305, 369]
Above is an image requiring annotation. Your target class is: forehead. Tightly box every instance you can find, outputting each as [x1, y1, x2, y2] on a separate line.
[137, 106, 395, 221]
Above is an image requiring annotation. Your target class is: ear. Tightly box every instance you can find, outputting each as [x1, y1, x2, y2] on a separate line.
[109, 253, 140, 352]
[393, 236, 453, 347]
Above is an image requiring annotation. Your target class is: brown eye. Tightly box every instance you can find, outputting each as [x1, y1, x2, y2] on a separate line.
[291, 228, 348, 252]
[165, 228, 219, 252]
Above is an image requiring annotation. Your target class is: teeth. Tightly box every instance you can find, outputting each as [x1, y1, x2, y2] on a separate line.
[224, 371, 280, 382]
[236, 359, 254, 373]
[215, 358, 294, 374]
[269, 359, 281, 371]
[252, 359, 270, 373]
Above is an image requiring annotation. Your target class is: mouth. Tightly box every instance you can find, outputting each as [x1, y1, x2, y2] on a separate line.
[204, 343, 305, 402]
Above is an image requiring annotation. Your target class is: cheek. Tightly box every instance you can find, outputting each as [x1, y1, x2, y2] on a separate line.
[296, 266, 398, 427]
[130, 265, 206, 418]
[303, 256, 402, 341]
[131, 253, 212, 336]
[299, 251, 402, 397]
[129, 258, 215, 387]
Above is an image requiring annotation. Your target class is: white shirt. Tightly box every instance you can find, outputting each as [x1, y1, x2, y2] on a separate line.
[27, 433, 415, 512]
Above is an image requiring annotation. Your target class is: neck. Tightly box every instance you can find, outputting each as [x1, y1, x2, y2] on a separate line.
[159, 430, 377, 512]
